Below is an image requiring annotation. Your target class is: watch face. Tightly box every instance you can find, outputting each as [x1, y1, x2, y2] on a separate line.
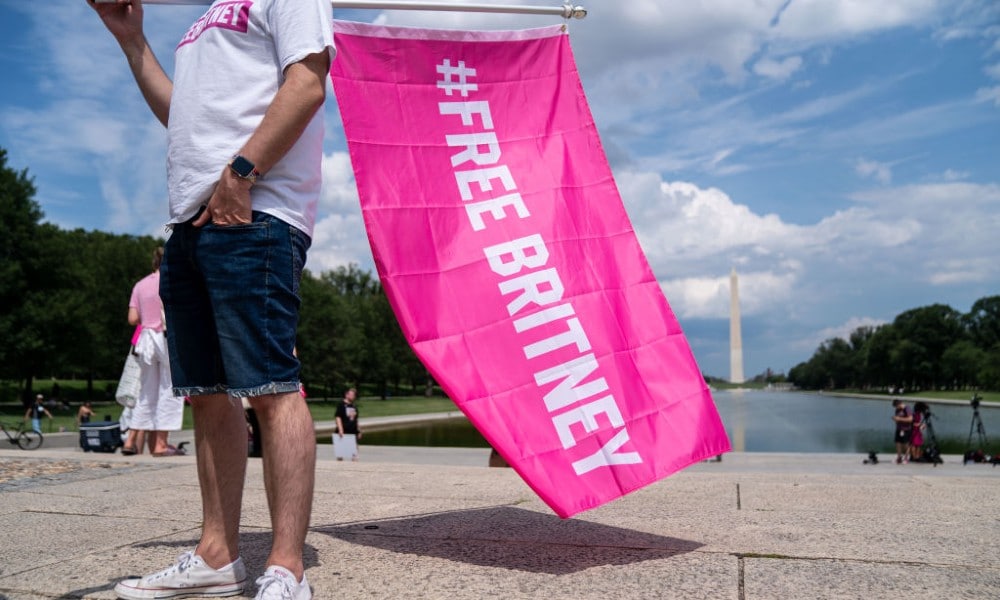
[230, 155, 255, 178]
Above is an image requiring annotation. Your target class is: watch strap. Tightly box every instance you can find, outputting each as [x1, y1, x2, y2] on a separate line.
[229, 155, 260, 184]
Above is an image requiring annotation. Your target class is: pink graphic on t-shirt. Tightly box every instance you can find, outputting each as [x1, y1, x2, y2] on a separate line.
[178, 0, 252, 48]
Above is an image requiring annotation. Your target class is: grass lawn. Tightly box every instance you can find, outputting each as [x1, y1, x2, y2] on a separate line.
[0, 394, 458, 434]
[838, 389, 999, 403]
[311, 395, 458, 419]
[5, 378, 995, 435]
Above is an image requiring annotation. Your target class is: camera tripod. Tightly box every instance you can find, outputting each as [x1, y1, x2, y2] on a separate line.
[920, 412, 943, 465]
[967, 405, 988, 449]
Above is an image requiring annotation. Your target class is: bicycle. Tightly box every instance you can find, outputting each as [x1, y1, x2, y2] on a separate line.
[1, 421, 44, 450]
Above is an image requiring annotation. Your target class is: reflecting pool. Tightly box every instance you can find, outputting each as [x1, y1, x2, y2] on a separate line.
[361, 390, 999, 454]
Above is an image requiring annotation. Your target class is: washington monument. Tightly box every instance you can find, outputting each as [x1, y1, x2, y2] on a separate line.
[729, 267, 745, 384]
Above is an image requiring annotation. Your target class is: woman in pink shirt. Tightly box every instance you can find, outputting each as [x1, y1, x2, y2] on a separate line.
[127, 247, 185, 456]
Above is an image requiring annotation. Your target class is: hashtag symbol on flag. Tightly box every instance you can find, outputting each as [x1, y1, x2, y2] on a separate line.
[436, 59, 478, 97]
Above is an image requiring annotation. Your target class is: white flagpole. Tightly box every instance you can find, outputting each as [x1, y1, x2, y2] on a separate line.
[93, 0, 587, 19]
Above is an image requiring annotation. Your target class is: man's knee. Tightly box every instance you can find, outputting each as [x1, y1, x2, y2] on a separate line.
[248, 391, 308, 420]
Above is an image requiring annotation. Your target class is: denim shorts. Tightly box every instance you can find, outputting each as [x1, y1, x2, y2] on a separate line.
[160, 211, 310, 399]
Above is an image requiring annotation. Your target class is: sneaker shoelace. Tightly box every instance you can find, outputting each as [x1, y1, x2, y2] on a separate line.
[148, 551, 196, 582]
[255, 572, 297, 600]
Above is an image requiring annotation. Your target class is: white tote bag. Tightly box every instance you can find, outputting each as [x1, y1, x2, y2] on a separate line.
[115, 351, 141, 408]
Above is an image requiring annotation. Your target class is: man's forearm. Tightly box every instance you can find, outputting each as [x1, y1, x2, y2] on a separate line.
[236, 52, 329, 175]
[119, 34, 172, 127]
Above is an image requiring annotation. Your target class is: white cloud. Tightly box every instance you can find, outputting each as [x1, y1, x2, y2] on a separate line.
[379, 1, 784, 81]
[305, 151, 371, 272]
[975, 85, 1000, 106]
[820, 316, 887, 340]
[820, 98, 992, 149]
[319, 151, 360, 212]
[854, 158, 892, 184]
[941, 169, 969, 181]
[925, 257, 996, 285]
[661, 270, 798, 320]
[660, 276, 731, 320]
[793, 316, 888, 355]
[849, 182, 1000, 281]
[646, 181, 798, 259]
[753, 55, 803, 81]
[617, 172, 999, 324]
[772, 0, 940, 41]
[630, 76, 945, 181]
[935, 3, 1000, 45]
[305, 212, 373, 274]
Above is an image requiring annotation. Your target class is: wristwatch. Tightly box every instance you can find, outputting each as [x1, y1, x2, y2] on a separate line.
[228, 155, 260, 184]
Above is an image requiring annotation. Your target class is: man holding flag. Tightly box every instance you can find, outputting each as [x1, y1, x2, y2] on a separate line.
[88, 1, 333, 598]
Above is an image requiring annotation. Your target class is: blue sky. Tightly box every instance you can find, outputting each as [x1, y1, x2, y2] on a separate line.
[1, 0, 998, 379]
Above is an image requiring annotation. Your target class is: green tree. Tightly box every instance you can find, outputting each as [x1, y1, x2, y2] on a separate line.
[940, 340, 985, 389]
[0, 150, 77, 402]
[298, 269, 351, 397]
[965, 295, 1000, 351]
[890, 304, 965, 389]
[0, 148, 164, 402]
[365, 284, 428, 398]
[863, 325, 897, 389]
[0, 148, 39, 309]
[889, 339, 927, 390]
[327, 264, 378, 386]
[63, 230, 161, 393]
[778, 298, 1000, 391]
[296, 264, 429, 399]
[789, 337, 852, 389]
[817, 337, 856, 389]
[0, 149, 41, 399]
[979, 346, 1000, 390]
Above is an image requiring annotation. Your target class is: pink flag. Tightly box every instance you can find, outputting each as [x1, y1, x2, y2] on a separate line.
[331, 21, 730, 518]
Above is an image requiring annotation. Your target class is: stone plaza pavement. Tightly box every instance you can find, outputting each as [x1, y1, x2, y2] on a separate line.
[0, 434, 998, 599]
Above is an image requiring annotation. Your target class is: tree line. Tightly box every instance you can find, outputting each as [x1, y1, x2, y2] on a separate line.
[6, 148, 997, 402]
[0, 148, 428, 405]
[788, 298, 1000, 391]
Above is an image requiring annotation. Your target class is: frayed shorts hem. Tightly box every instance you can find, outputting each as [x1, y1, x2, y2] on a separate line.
[176, 382, 302, 400]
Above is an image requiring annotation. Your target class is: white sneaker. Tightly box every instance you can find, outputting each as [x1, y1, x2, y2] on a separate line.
[114, 551, 246, 599]
[255, 566, 311, 600]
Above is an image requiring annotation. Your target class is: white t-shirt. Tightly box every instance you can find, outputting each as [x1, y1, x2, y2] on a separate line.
[168, 0, 335, 238]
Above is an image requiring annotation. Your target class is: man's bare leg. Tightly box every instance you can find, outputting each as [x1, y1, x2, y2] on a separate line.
[249, 391, 315, 580]
[190, 393, 248, 568]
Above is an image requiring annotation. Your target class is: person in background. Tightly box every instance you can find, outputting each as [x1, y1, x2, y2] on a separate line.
[892, 399, 913, 464]
[335, 387, 361, 461]
[76, 402, 95, 429]
[25, 394, 53, 433]
[121, 324, 145, 455]
[90, 0, 334, 597]
[910, 402, 928, 462]
[128, 246, 185, 457]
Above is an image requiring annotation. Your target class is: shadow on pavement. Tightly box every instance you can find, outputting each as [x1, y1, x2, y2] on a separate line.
[315, 505, 703, 575]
